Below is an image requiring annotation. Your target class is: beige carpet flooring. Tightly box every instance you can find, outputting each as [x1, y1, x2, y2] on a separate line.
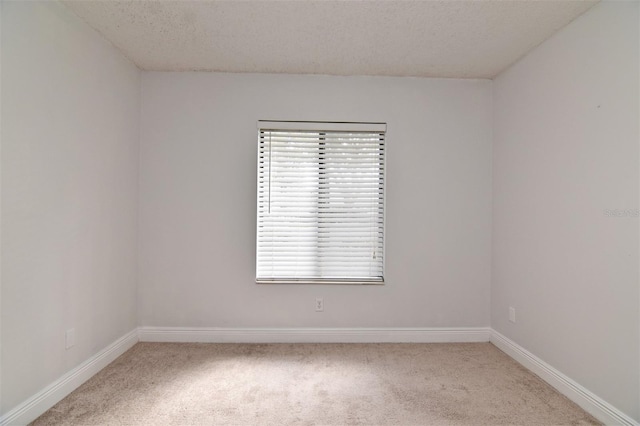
[32, 342, 600, 425]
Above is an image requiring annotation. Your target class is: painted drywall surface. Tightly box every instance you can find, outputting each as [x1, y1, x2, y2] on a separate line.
[139, 73, 492, 329]
[0, 0, 3, 413]
[492, 1, 639, 420]
[1, 1, 140, 414]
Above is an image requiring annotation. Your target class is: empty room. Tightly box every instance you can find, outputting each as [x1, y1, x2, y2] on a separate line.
[1, 0, 638, 424]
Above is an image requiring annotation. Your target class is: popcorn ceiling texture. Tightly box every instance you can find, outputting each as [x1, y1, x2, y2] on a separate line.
[62, 0, 597, 78]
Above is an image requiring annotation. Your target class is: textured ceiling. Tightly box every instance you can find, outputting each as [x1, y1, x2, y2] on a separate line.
[63, 0, 598, 79]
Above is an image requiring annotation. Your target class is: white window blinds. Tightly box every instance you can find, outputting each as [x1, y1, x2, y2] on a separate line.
[256, 121, 386, 284]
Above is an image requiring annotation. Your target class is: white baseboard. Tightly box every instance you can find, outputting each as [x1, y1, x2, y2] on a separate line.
[138, 326, 491, 343]
[490, 330, 637, 426]
[0, 329, 138, 426]
[4, 327, 634, 426]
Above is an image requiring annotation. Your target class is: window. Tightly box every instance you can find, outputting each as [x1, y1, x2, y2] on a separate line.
[256, 121, 386, 284]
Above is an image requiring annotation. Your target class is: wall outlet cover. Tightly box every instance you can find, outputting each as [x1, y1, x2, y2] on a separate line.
[65, 328, 76, 349]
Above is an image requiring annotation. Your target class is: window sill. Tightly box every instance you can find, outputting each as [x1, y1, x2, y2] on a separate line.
[256, 279, 384, 285]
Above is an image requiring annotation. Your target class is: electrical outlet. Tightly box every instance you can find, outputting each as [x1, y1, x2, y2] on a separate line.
[315, 298, 324, 312]
[65, 328, 76, 349]
[509, 307, 516, 323]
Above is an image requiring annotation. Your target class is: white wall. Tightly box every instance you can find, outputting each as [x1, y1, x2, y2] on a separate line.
[139, 73, 492, 329]
[6, 0, 635, 420]
[492, 1, 639, 421]
[1, 1, 140, 414]
[0, 0, 4, 413]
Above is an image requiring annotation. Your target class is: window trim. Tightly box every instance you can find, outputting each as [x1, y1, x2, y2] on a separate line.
[258, 120, 386, 133]
[255, 120, 387, 285]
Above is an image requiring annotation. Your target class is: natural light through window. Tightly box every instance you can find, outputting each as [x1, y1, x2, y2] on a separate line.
[256, 121, 386, 284]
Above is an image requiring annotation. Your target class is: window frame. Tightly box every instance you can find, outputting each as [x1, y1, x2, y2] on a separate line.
[255, 120, 387, 285]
